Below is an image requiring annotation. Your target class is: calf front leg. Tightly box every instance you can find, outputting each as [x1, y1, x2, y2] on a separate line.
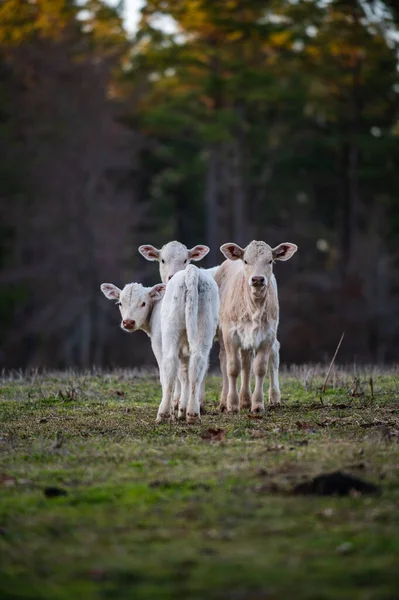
[239, 349, 252, 410]
[268, 339, 281, 405]
[225, 335, 240, 414]
[251, 344, 269, 413]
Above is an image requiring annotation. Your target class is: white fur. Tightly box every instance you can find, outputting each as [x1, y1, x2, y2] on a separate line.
[139, 240, 220, 411]
[215, 240, 297, 413]
[101, 266, 219, 423]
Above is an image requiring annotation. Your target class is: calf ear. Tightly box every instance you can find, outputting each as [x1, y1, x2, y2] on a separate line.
[220, 243, 245, 261]
[272, 243, 298, 261]
[139, 245, 160, 261]
[189, 245, 209, 261]
[149, 283, 166, 301]
[100, 283, 121, 300]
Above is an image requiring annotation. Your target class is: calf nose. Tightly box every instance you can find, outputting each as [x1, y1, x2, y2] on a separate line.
[251, 276, 265, 286]
[122, 319, 135, 330]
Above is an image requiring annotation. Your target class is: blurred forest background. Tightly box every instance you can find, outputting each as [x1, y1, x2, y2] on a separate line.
[0, 0, 398, 369]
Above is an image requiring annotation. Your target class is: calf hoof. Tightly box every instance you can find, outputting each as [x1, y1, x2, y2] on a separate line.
[219, 402, 227, 413]
[186, 412, 200, 424]
[268, 392, 281, 406]
[251, 404, 265, 414]
[155, 412, 173, 424]
[177, 408, 186, 420]
[239, 394, 251, 410]
[173, 397, 180, 410]
[227, 407, 240, 415]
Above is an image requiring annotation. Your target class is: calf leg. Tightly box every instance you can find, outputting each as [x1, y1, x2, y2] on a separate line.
[200, 378, 206, 414]
[173, 377, 181, 411]
[225, 335, 240, 413]
[239, 349, 252, 410]
[177, 357, 189, 419]
[219, 337, 228, 412]
[251, 345, 269, 413]
[156, 352, 179, 423]
[187, 349, 209, 423]
[268, 339, 281, 405]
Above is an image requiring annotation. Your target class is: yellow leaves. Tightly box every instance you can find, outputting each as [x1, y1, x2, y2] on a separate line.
[0, 0, 74, 46]
[269, 30, 292, 49]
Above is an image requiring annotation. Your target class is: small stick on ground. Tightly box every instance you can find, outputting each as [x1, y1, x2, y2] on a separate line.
[321, 332, 345, 394]
[369, 377, 374, 400]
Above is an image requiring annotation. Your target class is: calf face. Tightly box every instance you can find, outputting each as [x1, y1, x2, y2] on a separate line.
[139, 241, 209, 283]
[101, 282, 165, 332]
[220, 240, 297, 291]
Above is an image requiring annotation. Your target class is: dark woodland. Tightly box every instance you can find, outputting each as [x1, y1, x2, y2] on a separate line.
[1, 0, 398, 368]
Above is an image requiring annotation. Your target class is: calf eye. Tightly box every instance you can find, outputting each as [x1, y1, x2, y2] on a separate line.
[244, 260, 248, 265]
[161, 259, 165, 264]
[141, 302, 146, 307]
[115, 301, 121, 307]
[184, 260, 187, 264]
[268, 260, 273, 264]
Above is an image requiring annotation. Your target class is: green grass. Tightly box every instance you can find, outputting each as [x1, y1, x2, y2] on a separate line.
[1, 367, 399, 600]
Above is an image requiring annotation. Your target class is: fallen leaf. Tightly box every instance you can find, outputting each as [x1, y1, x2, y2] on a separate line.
[0, 474, 16, 487]
[254, 482, 281, 494]
[296, 421, 317, 432]
[200, 428, 226, 442]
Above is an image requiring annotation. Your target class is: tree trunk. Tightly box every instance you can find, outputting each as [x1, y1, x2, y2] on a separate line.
[204, 143, 219, 265]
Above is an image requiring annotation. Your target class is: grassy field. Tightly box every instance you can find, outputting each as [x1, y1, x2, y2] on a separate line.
[1, 367, 399, 600]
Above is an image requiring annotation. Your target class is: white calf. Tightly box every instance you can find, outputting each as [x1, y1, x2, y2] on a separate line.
[215, 240, 297, 413]
[139, 241, 210, 282]
[139, 240, 219, 411]
[101, 265, 219, 423]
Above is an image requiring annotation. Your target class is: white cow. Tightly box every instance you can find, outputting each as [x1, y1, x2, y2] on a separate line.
[101, 265, 219, 423]
[215, 240, 297, 413]
[139, 240, 219, 411]
[138, 241, 211, 282]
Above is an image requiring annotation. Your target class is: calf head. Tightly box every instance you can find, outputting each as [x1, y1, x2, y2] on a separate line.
[220, 240, 297, 293]
[139, 241, 209, 283]
[100, 282, 165, 332]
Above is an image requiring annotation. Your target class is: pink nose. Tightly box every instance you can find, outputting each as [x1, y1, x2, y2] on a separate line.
[122, 319, 135, 330]
[251, 276, 265, 286]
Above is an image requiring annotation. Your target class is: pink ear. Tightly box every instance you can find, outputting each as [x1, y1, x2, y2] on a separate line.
[272, 243, 298, 261]
[220, 243, 245, 261]
[100, 283, 121, 300]
[189, 245, 209, 262]
[139, 245, 160, 261]
[149, 283, 166, 301]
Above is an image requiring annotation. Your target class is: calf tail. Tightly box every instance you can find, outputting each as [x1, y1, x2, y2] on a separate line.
[185, 265, 199, 352]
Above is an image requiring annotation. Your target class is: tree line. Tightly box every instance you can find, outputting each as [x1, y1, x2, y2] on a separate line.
[0, 0, 398, 368]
